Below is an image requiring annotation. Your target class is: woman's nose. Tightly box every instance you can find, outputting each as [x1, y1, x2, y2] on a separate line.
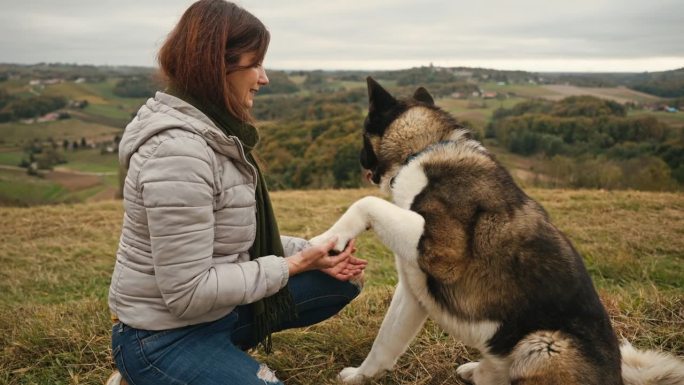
[258, 68, 269, 85]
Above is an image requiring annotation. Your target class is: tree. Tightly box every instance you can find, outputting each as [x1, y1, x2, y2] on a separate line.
[332, 143, 362, 188]
[258, 71, 299, 95]
[621, 157, 675, 191]
[3, 95, 67, 120]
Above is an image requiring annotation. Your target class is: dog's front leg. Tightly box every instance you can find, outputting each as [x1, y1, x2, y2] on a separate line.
[339, 281, 428, 384]
[310, 196, 425, 260]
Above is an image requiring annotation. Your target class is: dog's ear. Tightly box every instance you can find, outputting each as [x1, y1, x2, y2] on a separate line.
[413, 87, 434, 105]
[367, 77, 397, 114]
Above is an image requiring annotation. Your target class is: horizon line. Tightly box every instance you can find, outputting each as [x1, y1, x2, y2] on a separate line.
[1, 61, 682, 75]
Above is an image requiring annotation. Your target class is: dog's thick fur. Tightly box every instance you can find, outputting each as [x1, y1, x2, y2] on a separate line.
[309, 78, 684, 385]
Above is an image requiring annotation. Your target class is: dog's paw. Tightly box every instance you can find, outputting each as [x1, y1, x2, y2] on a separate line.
[338, 367, 368, 384]
[456, 361, 479, 383]
[308, 232, 330, 247]
[309, 231, 349, 254]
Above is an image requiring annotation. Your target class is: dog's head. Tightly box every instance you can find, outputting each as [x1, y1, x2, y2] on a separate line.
[360, 77, 460, 189]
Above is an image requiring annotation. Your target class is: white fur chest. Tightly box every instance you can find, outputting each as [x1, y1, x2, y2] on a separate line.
[390, 160, 428, 209]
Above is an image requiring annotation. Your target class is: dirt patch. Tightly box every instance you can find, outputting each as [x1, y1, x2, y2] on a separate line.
[44, 169, 101, 191]
[542, 84, 658, 104]
[541, 85, 659, 104]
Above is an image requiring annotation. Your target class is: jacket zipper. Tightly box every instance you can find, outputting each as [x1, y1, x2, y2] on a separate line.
[230, 135, 258, 191]
[230, 136, 259, 228]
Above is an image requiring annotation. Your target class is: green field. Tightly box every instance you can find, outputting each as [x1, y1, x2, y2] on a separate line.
[42, 81, 144, 127]
[0, 149, 119, 173]
[338, 80, 367, 90]
[0, 150, 23, 166]
[0, 168, 69, 206]
[436, 95, 528, 131]
[0, 78, 124, 206]
[42, 80, 147, 107]
[0, 188, 682, 384]
[82, 103, 132, 122]
[61, 149, 119, 174]
[0, 78, 31, 94]
[41, 82, 110, 104]
[0, 148, 119, 206]
[479, 81, 560, 98]
[630, 109, 684, 128]
[0, 119, 120, 147]
[0, 165, 118, 207]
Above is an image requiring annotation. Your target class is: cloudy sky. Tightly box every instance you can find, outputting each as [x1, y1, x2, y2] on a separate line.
[1, 0, 682, 72]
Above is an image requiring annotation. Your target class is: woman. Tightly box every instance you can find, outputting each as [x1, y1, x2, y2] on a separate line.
[107, 1, 366, 384]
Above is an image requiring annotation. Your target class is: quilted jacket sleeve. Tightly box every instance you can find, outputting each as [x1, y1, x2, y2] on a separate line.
[281, 236, 310, 257]
[139, 136, 288, 320]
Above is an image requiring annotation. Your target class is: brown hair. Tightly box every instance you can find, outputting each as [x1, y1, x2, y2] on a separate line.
[158, 0, 269, 122]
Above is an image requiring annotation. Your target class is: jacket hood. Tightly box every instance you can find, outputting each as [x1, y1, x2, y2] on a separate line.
[119, 91, 242, 167]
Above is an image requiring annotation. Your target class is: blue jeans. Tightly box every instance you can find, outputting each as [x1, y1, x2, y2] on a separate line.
[111, 270, 361, 385]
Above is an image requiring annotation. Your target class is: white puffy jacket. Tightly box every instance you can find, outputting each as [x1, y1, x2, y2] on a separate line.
[108, 92, 306, 330]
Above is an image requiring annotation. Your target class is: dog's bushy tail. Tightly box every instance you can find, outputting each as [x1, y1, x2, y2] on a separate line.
[621, 340, 684, 385]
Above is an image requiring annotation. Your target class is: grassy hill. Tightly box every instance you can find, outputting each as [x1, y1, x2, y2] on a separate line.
[0, 73, 135, 206]
[1, 188, 682, 385]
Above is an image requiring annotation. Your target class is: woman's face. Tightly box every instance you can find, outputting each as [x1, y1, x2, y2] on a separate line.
[226, 52, 269, 109]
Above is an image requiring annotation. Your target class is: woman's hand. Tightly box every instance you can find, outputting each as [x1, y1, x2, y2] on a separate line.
[321, 239, 367, 281]
[286, 238, 367, 280]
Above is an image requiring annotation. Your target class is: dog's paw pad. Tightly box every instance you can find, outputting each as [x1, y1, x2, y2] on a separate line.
[456, 361, 479, 382]
[338, 367, 367, 384]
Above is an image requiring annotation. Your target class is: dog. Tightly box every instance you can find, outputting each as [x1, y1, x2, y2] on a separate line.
[309, 77, 684, 385]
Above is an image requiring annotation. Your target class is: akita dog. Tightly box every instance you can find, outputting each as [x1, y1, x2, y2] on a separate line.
[309, 78, 684, 385]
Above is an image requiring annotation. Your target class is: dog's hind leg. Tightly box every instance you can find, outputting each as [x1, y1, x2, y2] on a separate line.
[338, 281, 428, 384]
[309, 196, 425, 261]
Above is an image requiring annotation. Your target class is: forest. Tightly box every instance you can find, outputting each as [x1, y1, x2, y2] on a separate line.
[486, 96, 683, 189]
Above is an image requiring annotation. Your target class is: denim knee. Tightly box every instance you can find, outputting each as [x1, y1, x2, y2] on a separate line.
[342, 278, 362, 303]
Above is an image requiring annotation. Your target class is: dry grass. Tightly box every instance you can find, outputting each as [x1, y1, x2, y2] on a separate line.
[0, 188, 682, 385]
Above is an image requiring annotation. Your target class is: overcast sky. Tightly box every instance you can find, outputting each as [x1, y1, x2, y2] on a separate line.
[1, 0, 682, 72]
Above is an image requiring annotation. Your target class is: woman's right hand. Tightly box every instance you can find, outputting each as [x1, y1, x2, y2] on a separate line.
[286, 237, 356, 277]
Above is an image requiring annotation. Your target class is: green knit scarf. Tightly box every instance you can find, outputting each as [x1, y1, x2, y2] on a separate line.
[167, 89, 297, 353]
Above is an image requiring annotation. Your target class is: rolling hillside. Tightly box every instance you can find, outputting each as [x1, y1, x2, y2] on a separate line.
[0, 63, 682, 206]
